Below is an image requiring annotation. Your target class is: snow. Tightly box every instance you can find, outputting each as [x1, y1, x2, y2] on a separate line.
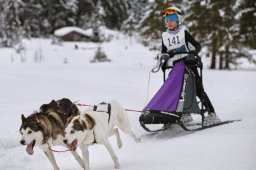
[54, 26, 118, 41]
[83, 26, 118, 39]
[54, 27, 91, 37]
[0, 33, 256, 170]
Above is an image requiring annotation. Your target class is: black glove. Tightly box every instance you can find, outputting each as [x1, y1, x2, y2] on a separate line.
[168, 51, 174, 58]
[161, 59, 167, 71]
[185, 54, 196, 62]
[189, 50, 198, 55]
[160, 53, 170, 61]
[161, 58, 174, 71]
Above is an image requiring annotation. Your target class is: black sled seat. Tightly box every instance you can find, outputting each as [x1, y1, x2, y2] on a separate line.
[140, 110, 181, 125]
[139, 110, 182, 132]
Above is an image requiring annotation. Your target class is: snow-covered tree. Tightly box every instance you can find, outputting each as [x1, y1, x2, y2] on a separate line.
[74, 0, 95, 29]
[0, 0, 5, 46]
[121, 0, 149, 33]
[238, 0, 256, 48]
[1, 0, 22, 47]
[139, 0, 185, 47]
[186, 0, 255, 69]
[186, 0, 224, 69]
[100, 0, 130, 29]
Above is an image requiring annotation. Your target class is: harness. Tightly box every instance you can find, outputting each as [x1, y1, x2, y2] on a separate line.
[93, 102, 111, 123]
[92, 102, 112, 143]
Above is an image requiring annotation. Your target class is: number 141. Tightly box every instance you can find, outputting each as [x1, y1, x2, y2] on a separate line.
[168, 36, 180, 46]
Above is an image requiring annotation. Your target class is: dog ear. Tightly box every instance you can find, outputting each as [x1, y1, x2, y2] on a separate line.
[21, 114, 26, 122]
[81, 120, 87, 129]
[49, 100, 58, 109]
[66, 116, 74, 127]
[39, 104, 47, 113]
[84, 114, 95, 129]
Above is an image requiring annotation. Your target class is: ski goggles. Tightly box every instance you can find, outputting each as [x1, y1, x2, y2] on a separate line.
[162, 9, 175, 17]
[165, 14, 179, 22]
[162, 8, 181, 17]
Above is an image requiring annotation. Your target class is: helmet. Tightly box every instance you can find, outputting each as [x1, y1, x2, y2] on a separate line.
[162, 6, 183, 25]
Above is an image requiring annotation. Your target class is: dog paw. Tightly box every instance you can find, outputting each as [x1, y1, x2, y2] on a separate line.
[84, 166, 90, 170]
[114, 162, 121, 170]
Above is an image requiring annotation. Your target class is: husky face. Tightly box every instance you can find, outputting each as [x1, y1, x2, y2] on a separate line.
[64, 115, 95, 151]
[20, 114, 43, 155]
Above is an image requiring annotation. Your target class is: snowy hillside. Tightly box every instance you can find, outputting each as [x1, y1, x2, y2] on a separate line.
[0, 35, 256, 170]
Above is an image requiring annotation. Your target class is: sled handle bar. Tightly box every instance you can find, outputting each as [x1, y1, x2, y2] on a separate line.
[151, 53, 169, 73]
[151, 52, 202, 73]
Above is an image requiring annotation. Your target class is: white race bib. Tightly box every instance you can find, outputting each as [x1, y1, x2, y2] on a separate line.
[162, 26, 189, 54]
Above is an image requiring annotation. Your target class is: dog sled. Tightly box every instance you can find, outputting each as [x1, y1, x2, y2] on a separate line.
[139, 52, 241, 132]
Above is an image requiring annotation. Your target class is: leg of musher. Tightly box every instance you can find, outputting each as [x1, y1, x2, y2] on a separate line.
[190, 67, 221, 125]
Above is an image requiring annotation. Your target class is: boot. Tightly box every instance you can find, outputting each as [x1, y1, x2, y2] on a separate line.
[203, 112, 221, 126]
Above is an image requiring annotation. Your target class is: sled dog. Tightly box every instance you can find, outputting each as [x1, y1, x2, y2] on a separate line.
[19, 98, 84, 170]
[63, 100, 141, 170]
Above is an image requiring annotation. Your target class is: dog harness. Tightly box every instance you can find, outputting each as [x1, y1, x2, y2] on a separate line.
[92, 130, 97, 144]
[91, 102, 111, 144]
[93, 102, 111, 123]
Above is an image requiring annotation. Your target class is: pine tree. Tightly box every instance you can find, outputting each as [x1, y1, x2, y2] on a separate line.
[119, 0, 148, 45]
[239, 0, 256, 48]
[186, 0, 224, 69]
[121, 0, 149, 33]
[139, 0, 187, 47]
[216, 0, 238, 69]
[75, 0, 95, 29]
[139, 0, 167, 46]
[212, 0, 255, 69]
[19, 0, 43, 37]
[90, 1, 105, 42]
[100, 0, 130, 29]
[186, 0, 255, 69]
[2, 0, 22, 47]
[0, 0, 5, 46]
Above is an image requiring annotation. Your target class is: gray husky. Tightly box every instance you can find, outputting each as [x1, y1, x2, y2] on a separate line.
[19, 98, 84, 170]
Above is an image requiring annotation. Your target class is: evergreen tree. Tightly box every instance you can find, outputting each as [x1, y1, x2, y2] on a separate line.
[100, 0, 130, 29]
[75, 0, 95, 29]
[221, 0, 242, 69]
[186, 0, 224, 69]
[0, 0, 5, 46]
[239, 0, 256, 48]
[186, 0, 255, 69]
[139, 0, 186, 47]
[2, 0, 22, 47]
[19, 0, 43, 37]
[121, 0, 149, 33]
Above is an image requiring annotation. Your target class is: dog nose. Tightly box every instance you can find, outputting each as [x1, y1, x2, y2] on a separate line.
[63, 139, 68, 144]
[20, 140, 25, 145]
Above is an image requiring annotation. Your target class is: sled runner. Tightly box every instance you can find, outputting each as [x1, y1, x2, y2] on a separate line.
[139, 52, 241, 132]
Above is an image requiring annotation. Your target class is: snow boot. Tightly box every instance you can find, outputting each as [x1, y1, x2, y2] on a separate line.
[203, 112, 221, 126]
[181, 114, 193, 124]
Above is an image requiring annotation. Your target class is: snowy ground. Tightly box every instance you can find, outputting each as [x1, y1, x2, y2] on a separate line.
[0, 35, 256, 170]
